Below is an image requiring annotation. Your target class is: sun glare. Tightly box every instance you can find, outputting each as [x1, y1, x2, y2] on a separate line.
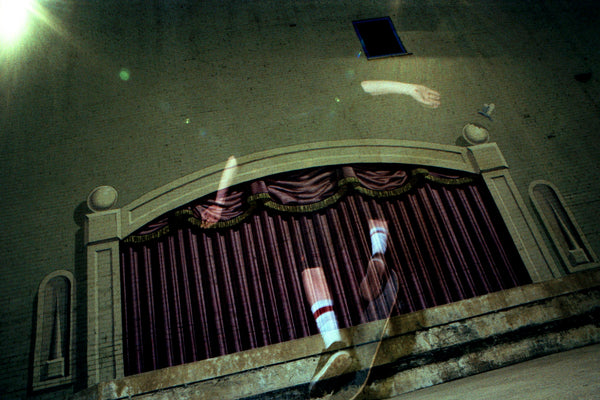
[0, 0, 35, 45]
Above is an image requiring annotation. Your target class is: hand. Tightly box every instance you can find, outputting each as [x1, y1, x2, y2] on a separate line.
[409, 84, 441, 108]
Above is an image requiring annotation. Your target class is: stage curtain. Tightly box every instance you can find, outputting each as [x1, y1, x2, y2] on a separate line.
[120, 164, 531, 375]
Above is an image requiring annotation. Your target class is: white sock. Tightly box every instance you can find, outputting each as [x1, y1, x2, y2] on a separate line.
[370, 226, 388, 256]
[311, 299, 342, 348]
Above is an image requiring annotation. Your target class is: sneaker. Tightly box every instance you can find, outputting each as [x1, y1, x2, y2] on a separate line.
[309, 341, 354, 398]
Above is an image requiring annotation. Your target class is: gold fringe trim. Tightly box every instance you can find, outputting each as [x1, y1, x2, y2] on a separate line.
[412, 168, 474, 185]
[257, 184, 349, 213]
[123, 225, 171, 244]
[180, 206, 258, 230]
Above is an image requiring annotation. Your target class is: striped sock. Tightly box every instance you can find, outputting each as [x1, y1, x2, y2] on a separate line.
[370, 226, 388, 256]
[311, 299, 342, 348]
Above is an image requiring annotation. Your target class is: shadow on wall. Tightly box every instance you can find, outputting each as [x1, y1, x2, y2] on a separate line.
[73, 201, 89, 391]
[27, 295, 39, 396]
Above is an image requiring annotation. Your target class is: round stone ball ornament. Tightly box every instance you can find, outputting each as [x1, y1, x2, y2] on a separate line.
[462, 123, 490, 145]
[87, 185, 118, 212]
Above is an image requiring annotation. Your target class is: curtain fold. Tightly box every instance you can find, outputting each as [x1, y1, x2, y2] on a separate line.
[120, 164, 532, 375]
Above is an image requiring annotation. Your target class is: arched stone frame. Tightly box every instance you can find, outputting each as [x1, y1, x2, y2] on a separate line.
[83, 139, 559, 388]
[529, 180, 599, 273]
[32, 270, 75, 391]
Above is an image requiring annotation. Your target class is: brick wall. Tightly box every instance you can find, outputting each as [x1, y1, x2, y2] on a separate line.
[1, 1, 599, 398]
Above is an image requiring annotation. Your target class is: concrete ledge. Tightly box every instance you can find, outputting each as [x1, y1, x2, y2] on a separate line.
[388, 343, 600, 400]
[74, 268, 600, 400]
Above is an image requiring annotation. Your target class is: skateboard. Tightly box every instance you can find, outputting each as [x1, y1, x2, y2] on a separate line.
[315, 269, 400, 399]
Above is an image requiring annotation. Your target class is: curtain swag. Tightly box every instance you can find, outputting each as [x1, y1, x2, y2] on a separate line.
[123, 165, 474, 243]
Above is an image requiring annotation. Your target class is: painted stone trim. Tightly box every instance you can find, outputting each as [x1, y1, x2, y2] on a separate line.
[530, 180, 599, 273]
[32, 270, 75, 391]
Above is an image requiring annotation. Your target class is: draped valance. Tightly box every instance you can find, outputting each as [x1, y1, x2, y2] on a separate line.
[124, 164, 474, 243]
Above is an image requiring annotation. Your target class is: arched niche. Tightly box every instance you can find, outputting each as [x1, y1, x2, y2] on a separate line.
[529, 180, 599, 272]
[32, 270, 75, 390]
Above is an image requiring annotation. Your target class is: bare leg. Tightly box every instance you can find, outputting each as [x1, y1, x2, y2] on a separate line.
[361, 80, 441, 108]
[360, 219, 389, 301]
[302, 267, 344, 348]
[302, 267, 353, 397]
[302, 267, 332, 304]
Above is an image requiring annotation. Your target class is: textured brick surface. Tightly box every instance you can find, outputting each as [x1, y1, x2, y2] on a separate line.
[1, 1, 599, 398]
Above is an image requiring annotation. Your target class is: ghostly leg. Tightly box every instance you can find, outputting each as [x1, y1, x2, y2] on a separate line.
[303, 267, 353, 397]
[359, 219, 389, 301]
[303, 267, 344, 348]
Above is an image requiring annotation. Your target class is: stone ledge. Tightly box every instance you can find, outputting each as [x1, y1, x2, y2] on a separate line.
[368, 324, 600, 399]
[74, 268, 600, 400]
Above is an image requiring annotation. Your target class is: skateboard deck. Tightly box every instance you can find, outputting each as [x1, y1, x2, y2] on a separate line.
[314, 269, 400, 399]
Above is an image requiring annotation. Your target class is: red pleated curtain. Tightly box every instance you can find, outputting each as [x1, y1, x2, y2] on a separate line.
[119, 164, 531, 376]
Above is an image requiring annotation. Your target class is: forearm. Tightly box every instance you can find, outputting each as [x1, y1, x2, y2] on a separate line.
[211, 156, 237, 205]
[361, 80, 412, 96]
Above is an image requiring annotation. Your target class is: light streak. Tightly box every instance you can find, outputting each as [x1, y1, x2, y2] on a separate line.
[0, 0, 34, 45]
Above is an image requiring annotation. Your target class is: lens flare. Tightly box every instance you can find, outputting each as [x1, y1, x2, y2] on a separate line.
[119, 68, 131, 81]
[0, 0, 34, 45]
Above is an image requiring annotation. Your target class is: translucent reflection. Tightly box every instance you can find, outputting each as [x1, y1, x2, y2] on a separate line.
[359, 219, 389, 301]
[200, 155, 237, 228]
[305, 218, 399, 398]
[361, 80, 441, 108]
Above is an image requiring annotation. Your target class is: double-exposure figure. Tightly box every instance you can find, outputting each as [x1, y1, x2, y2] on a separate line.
[304, 218, 391, 398]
